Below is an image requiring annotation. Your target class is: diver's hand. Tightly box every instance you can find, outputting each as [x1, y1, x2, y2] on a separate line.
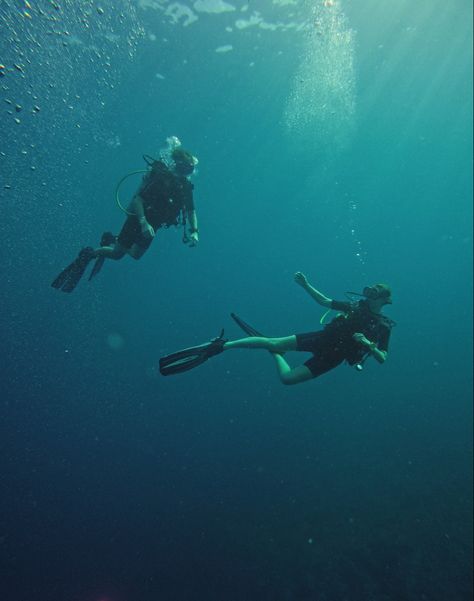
[140, 219, 155, 239]
[294, 271, 308, 287]
[188, 232, 199, 247]
[352, 333, 371, 347]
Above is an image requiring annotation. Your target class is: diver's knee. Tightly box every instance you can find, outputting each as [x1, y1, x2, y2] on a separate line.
[267, 339, 281, 353]
[128, 244, 146, 260]
[111, 247, 126, 260]
[280, 373, 297, 386]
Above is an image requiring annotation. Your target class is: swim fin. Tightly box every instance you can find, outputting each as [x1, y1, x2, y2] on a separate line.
[159, 330, 227, 376]
[230, 312, 283, 355]
[230, 312, 264, 337]
[89, 231, 116, 281]
[51, 247, 95, 293]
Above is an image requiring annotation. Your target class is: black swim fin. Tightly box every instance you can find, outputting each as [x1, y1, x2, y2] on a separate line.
[159, 330, 226, 376]
[89, 231, 116, 281]
[230, 313, 264, 337]
[230, 312, 283, 356]
[51, 247, 95, 293]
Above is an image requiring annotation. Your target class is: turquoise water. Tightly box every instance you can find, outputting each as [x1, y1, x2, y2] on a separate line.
[1, 1, 472, 600]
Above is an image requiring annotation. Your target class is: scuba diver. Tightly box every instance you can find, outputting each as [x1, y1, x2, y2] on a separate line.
[52, 136, 199, 293]
[159, 272, 394, 386]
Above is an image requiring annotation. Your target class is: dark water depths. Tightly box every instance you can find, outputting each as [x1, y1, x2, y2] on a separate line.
[1, 1, 472, 599]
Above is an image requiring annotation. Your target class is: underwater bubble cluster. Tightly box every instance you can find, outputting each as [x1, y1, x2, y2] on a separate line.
[0, 1, 144, 165]
[283, 0, 356, 155]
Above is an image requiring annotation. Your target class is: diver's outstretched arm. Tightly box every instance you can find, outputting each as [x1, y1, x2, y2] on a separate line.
[294, 272, 332, 308]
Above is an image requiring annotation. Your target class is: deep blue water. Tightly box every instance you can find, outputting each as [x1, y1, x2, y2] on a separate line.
[0, 1, 472, 600]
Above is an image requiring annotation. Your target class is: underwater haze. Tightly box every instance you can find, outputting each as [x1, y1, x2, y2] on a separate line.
[0, 1, 472, 600]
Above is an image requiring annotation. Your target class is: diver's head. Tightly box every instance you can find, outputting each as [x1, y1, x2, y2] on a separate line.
[172, 148, 197, 177]
[363, 283, 392, 305]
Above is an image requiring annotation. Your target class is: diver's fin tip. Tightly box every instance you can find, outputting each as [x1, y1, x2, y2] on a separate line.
[158, 333, 227, 376]
[231, 312, 264, 337]
[51, 247, 95, 293]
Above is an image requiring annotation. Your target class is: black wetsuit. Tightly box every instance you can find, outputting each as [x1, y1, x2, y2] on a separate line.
[118, 161, 195, 250]
[296, 300, 392, 377]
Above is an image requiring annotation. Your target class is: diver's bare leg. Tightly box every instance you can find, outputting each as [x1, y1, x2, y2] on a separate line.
[223, 335, 298, 353]
[93, 242, 127, 260]
[223, 336, 313, 385]
[271, 354, 314, 385]
[128, 244, 147, 260]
